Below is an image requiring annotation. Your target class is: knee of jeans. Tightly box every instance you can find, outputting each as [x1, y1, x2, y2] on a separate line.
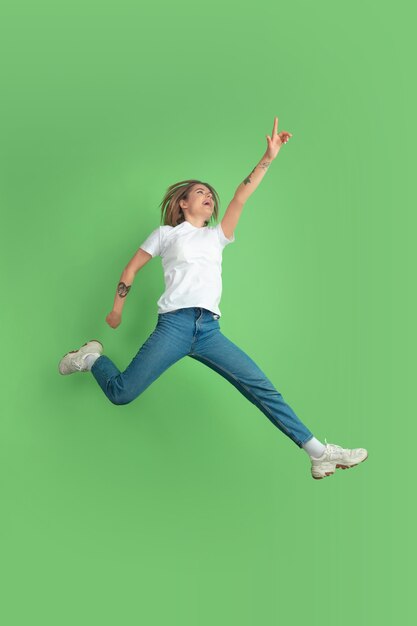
[107, 385, 135, 406]
[109, 395, 132, 406]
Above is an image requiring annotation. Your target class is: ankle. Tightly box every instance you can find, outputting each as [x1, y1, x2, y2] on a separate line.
[83, 353, 101, 370]
[302, 436, 326, 458]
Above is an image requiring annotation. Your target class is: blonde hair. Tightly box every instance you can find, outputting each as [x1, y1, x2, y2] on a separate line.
[158, 179, 220, 227]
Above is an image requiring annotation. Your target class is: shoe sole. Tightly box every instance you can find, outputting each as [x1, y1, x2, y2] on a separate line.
[60, 339, 103, 359]
[312, 452, 368, 480]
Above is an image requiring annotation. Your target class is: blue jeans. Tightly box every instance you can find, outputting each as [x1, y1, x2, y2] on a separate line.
[91, 307, 314, 448]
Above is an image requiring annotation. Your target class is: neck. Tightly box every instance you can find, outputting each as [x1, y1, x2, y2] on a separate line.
[185, 218, 206, 228]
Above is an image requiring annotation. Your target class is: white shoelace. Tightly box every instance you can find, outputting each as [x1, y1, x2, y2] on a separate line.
[324, 438, 345, 460]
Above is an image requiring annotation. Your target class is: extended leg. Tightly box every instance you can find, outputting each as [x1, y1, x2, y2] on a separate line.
[189, 330, 314, 447]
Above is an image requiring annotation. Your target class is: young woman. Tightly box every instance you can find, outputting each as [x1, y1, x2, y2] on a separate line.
[58, 116, 368, 480]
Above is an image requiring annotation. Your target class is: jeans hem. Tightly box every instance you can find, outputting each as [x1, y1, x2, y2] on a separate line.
[90, 355, 103, 373]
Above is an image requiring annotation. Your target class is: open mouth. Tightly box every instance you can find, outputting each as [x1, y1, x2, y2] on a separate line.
[203, 201, 211, 207]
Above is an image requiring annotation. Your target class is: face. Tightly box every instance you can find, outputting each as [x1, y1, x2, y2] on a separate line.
[180, 184, 214, 223]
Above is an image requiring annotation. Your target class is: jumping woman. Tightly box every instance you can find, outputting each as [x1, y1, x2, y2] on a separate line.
[58, 116, 368, 480]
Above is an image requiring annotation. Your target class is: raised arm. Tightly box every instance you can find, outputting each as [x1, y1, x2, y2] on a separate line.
[221, 116, 292, 240]
[106, 248, 152, 328]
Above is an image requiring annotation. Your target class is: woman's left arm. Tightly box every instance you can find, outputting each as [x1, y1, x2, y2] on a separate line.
[221, 116, 292, 240]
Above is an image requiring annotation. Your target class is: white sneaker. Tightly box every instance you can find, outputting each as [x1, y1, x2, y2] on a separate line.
[310, 439, 368, 480]
[58, 339, 103, 375]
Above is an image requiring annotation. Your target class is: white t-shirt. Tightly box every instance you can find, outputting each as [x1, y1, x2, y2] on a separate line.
[139, 220, 235, 317]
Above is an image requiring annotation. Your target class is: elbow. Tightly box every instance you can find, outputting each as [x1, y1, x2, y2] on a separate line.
[122, 266, 137, 283]
[233, 194, 246, 206]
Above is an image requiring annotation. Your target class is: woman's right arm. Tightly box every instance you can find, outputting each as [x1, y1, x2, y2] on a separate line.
[106, 248, 153, 328]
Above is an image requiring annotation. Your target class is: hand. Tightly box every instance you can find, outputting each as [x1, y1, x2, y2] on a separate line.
[265, 116, 292, 161]
[106, 310, 122, 329]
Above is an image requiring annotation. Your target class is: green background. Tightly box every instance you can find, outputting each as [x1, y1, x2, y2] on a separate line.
[0, 0, 413, 624]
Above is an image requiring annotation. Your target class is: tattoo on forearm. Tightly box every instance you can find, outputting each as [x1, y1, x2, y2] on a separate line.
[243, 160, 271, 185]
[243, 167, 256, 185]
[117, 282, 131, 298]
[259, 159, 271, 171]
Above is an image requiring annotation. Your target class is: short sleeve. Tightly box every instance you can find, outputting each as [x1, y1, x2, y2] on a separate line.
[139, 227, 162, 257]
[216, 222, 235, 248]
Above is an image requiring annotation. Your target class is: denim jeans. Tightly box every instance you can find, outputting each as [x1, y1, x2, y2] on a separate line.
[91, 307, 314, 448]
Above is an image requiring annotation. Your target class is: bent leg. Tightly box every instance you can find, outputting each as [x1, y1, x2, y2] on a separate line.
[189, 330, 314, 447]
[91, 323, 188, 405]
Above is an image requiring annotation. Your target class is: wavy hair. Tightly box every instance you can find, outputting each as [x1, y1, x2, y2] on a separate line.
[158, 179, 220, 227]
